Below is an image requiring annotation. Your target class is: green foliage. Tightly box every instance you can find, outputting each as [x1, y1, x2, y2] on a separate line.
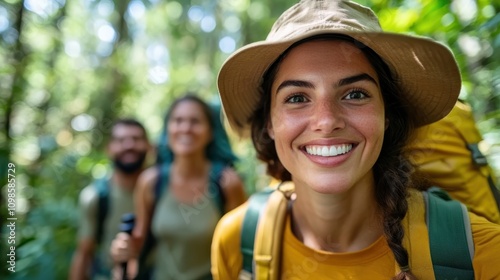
[0, 0, 499, 278]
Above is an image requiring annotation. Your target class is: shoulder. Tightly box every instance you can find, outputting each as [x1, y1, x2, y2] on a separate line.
[136, 166, 160, 193]
[212, 201, 248, 279]
[219, 166, 243, 186]
[406, 189, 500, 277]
[77, 184, 101, 239]
[78, 184, 99, 210]
[139, 165, 160, 184]
[470, 211, 500, 235]
[405, 189, 500, 277]
[134, 165, 161, 214]
[215, 200, 248, 238]
[470, 212, 500, 277]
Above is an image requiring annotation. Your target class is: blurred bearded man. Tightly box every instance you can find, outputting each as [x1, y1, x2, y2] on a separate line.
[70, 118, 151, 280]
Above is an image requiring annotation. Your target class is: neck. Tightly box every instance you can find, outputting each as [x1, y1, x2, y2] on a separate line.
[172, 153, 209, 178]
[291, 174, 383, 253]
[112, 169, 143, 190]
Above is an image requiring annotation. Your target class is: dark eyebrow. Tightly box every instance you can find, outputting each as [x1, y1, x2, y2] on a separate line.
[276, 80, 314, 93]
[337, 73, 378, 87]
[275, 73, 378, 94]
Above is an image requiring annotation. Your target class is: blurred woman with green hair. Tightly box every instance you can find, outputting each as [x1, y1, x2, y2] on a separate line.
[111, 94, 246, 279]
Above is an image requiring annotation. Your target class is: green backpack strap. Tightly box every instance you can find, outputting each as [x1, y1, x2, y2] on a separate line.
[154, 162, 171, 202]
[207, 161, 227, 215]
[240, 188, 275, 274]
[93, 177, 110, 245]
[424, 187, 474, 279]
[90, 177, 111, 277]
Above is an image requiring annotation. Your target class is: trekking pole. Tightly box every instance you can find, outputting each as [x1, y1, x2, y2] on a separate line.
[119, 213, 135, 280]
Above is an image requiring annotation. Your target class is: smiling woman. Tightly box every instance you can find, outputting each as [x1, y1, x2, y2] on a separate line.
[211, 1, 500, 280]
[266, 39, 386, 194]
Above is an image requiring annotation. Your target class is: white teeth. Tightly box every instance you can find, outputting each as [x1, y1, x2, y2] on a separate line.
[321, 146, 328, 156]
[306, 144, 352, 157]
[177, 135, 194, 144]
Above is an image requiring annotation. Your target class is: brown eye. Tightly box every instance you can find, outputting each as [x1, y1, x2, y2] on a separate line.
[344, 90, 368, 100]
[286, 94, 307, 103]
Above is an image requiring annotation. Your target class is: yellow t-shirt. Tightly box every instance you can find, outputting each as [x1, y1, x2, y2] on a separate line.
[211, 190, 500, 279]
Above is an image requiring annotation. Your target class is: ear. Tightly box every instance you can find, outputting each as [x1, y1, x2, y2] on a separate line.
[267, 120, 275, 140]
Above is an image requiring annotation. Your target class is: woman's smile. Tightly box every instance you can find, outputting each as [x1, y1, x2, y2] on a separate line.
[268, 39, 386, 193]
[304, 144, 353, 157]
[302, 143, 356, 168]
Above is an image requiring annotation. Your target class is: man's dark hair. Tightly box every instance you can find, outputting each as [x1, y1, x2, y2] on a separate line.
[110, 118, 148, 140]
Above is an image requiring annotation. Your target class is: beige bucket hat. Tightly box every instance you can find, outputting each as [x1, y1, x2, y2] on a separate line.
[218, 0, 461, 137]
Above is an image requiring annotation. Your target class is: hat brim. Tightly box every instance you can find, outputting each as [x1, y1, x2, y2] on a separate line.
[218, 30, 461, 137]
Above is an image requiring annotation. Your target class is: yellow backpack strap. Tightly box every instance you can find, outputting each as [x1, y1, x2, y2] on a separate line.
[239, 182, 294, 280]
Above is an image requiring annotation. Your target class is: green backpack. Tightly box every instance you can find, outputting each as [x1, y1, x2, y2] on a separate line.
[93, 177, 111, 245]
[240, 185, 474, 279]
[90, 177, 112, 276]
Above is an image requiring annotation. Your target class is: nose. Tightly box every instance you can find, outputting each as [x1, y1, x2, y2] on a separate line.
[122, 137, 137, 149]
[310, 101, 345, 133]
[178, 120, 193, 132]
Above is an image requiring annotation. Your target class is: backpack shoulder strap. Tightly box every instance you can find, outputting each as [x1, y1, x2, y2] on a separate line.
[208, 161, 227, 215]
[240, 185, 475, 279]
[154, 163, 170, 203]
[253, 187, 290, 279]
[93, 177, 110, 245]
[241, 188, 275, 275]
[240, 182, 294, 280]
[424, 187, 474, 279]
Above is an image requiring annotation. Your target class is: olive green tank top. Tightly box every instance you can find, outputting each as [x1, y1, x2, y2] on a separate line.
[151, 187, 220, 280]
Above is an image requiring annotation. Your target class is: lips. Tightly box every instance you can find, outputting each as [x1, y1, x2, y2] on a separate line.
[305, 144, 353, 157]
[119, 151, 142, 162]
[176, 135, 195, 143]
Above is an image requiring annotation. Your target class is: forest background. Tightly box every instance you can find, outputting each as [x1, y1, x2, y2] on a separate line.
[1, 0, 499, 278]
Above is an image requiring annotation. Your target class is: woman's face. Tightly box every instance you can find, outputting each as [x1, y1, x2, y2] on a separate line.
[267, 40, 386, 194]
[167, 100, 212, 157]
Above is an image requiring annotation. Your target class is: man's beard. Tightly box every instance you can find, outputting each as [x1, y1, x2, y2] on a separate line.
[113, 152, 147, 174]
